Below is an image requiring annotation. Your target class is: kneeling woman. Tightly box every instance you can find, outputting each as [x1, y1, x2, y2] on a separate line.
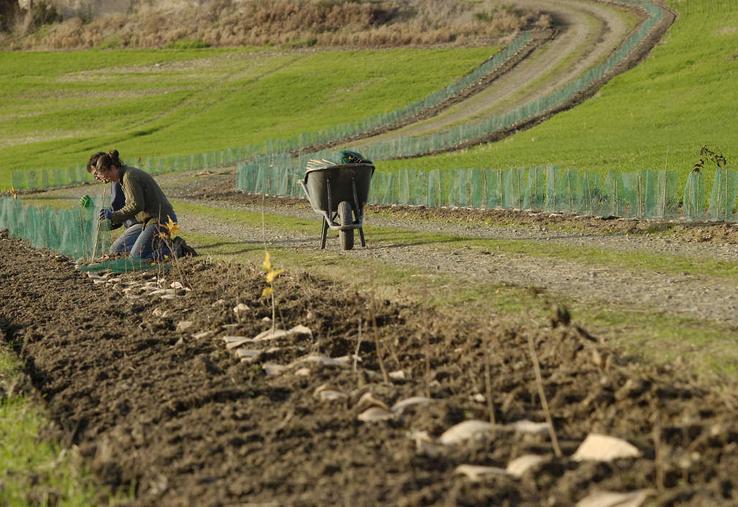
[95, 150, 177, 260]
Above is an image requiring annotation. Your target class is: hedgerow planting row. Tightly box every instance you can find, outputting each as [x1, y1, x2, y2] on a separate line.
[0, 196, 108, 259]
[260, 31, 534, 153]
[237, 157, 737, 222]
[237, 0, 667, 167]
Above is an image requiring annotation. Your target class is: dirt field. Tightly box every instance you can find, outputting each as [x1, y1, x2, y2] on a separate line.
[2, 231, 737, 506]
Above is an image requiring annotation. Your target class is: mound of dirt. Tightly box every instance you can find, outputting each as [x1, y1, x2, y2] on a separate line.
[0, 236, 736, 505]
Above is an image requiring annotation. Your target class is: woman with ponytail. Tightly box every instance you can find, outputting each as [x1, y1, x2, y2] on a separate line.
[82, 151, 143, 254]
[94, 150, 180, 260]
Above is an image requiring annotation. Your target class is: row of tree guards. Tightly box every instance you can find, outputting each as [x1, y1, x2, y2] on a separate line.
[1, 164, 734, 265]
[0, 195, 110, 260]
[237, 162, 738, 222]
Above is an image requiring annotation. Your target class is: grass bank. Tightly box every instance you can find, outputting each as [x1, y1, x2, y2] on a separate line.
[0, 45, 493, 187]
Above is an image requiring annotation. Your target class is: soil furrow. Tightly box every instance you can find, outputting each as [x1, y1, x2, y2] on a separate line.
[1, 233, 737, 506]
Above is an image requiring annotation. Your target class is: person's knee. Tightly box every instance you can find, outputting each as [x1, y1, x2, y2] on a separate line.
[110, 241, 128, 255]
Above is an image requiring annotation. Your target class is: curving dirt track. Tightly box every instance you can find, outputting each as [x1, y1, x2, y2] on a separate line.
[351, 0, 649, 145]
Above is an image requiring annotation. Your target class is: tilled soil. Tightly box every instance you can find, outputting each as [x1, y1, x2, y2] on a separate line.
[1, 233, 737, 506]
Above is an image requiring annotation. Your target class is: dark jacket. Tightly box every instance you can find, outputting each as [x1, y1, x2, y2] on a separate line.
[110, 166, 177, 226]
[111, 182, 137, 229]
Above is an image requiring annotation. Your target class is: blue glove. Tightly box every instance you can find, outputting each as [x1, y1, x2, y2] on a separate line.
[99, 208, 113, 220]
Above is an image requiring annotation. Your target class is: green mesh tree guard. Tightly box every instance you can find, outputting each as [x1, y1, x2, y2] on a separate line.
[708, 168, 738, 222]
[682, 171, 706, 221]
[0, 196, 111, 260]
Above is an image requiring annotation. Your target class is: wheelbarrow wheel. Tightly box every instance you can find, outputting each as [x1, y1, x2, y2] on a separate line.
[338, 201, 354, 250]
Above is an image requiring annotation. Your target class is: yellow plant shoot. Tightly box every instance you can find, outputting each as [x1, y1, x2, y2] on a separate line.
[165, 216, 180, 238]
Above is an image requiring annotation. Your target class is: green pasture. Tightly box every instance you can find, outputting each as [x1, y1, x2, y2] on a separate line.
[384, 0, 738, 174]
[0, 45, 494, 188]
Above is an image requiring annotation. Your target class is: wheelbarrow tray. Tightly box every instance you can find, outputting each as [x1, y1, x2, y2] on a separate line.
[302, 163, 374, 214]
[300, 163, 375, 249]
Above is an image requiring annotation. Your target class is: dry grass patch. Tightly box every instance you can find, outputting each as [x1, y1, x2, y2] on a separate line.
[4, 0, 548, 49]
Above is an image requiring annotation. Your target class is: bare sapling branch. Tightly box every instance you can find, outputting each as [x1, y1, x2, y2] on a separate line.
[652, 402, 664, 492]
[353, 318, 362, 376]
[371, 299, 389, 384]
[424, 332, 432, 398]
[483, 338, 496, 425]
[527, 333, 562, 458]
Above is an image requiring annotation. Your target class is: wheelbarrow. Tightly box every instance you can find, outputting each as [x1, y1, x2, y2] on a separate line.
[300, 163, 374, 250]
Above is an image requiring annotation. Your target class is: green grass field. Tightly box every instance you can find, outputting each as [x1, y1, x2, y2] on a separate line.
[382, 0, 738, 175]
[0, 45, 494, 188]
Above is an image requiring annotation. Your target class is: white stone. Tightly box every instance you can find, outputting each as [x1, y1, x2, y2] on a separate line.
[262, 363, 288, 377]
[314, 386, 347, 401]
[356, 392, 389, 411]
[576, 490, 650, 507]
[299, 353, 350, 368]
[454, 464, 506, 481]
[236, 349, 261, 362]
[358, 407, 394, 422]
[391, 396, 433, 413]
[233, 303, 250, 316]
[506, 455, 546, 478]
[572, 434, 641, 462]
[510, 420, 549, 435]
[440, 420, 494, 446]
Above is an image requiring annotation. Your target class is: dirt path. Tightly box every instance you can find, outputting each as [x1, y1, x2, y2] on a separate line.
[2, 235, 737, 506]
[353, 0, 640, 144]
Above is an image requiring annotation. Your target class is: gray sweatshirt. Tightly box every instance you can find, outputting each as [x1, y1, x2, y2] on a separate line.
[110, 166, 176, 226]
